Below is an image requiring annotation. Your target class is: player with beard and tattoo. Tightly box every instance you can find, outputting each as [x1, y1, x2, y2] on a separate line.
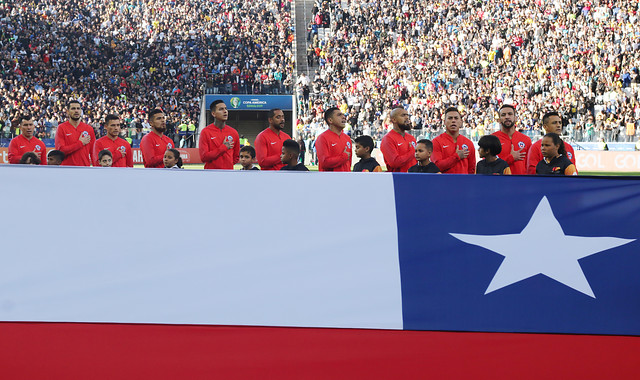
[254, 108, 291, 170]
[526, 111, 577, 175]
[54, 100, 96, 166]
[140, 108, 175, 168]
[491, 104, 531, 175]
[380, 107, 417, 172]
[431, 107, 476, 174]
[199, 100, 240, 170]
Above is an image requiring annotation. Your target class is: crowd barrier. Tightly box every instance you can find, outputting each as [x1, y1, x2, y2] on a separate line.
[0, 167, 638, 378]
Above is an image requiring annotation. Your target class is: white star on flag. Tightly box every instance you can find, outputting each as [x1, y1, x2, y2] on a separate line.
[450, 196, 635, 298]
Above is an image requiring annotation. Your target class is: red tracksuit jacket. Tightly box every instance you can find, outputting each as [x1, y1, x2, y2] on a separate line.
[55, 121, 96, 166]
[93, 136, 134, 167]
[492, 130, 532, 175]
[431, 133, 476, 174]
[316, 129, 352, 172]
[254, 128, 291, 170]
[8, 134, 47, 165]
[199, 124, 240, 170]
[140, 132, 174, 168]
[380, 130, 417, 172]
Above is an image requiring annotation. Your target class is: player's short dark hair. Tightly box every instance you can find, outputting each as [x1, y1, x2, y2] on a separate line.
[499, 104, 516, 114]
[66, 100, 81, 108]
[98, 150, 113, 161]
[105, 114, 120, 125]
[478, 135, 502, 156]
[210, 99, 225, 113]
[47, 150, 65, 161]
[18, 114, 32, 124]
[240, 145, 256, 158]
[444, 106, 460, 116]
[166, 148, 183, 168]
[20, 152, 40, 165]
[543, 133, 566, 156]
[416, 139, 433, 151]
[542, 111, 561, 125]
[282, 139, 300, 158]
[324, 107, 339, 124]
[267, 108, 283, 120]
[148, 108, 164, 120]
[355, 135, 375, 153]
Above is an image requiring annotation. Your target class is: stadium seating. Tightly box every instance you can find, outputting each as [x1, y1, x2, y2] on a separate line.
[299, 0, 640, 144]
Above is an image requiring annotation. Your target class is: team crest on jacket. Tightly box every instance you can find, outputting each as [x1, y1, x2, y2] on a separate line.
[168, 143, 173, 148]
[35, 145, 41, 151]
[411, 141, 416, 148]
[120, 146, 126, 153]
[518, 141, 526, 149]
[461, 144, 469, 150]
[567, 152, 573, 160]
[227, 136, 233, 142]
[81, 131, 89, 138]
[347, 141, 351, 148]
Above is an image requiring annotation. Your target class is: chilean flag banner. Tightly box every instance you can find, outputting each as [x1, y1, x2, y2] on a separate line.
[0, 166, 638, 378]
[394, 174, 639, 336]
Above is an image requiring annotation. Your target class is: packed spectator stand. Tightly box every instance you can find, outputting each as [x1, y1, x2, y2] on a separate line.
[0, 0, 294, 147]
[2, 0, 640, 156]
[299, 0, 640, 146]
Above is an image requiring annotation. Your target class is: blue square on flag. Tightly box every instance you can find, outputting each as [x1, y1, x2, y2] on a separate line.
[393, 174, 640, 335]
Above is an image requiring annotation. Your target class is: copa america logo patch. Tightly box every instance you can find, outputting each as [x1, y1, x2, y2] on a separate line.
[81, 131, 89, 138]
[461, 144, 469, 150]
[518, 141, 526, 149]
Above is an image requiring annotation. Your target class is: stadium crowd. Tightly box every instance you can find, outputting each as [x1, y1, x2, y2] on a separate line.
[0, 0, 294, 142]
[299, 0, 640, 144]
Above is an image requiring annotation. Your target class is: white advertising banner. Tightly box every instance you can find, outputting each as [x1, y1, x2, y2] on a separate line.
[575, 151, 640, 172]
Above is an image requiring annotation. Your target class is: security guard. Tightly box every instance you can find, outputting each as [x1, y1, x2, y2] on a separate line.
[187, 121, 196, 148]
[599, 138, 608, 151]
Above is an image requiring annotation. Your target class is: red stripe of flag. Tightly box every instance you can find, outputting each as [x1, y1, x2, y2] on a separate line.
[1, 322, 638, 379]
